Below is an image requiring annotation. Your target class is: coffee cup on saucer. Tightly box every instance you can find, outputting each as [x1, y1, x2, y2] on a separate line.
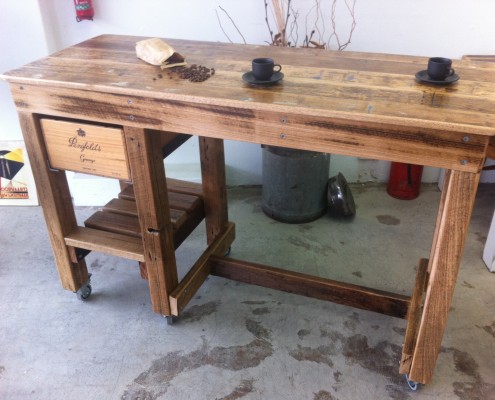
[427, 57, 455, 81]
[252, 58, 282, 81]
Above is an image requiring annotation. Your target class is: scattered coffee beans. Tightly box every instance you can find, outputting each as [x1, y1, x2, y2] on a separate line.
[161, 64, 215, 83]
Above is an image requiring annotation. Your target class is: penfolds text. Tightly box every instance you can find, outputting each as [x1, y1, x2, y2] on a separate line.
[68, 136, 102, 153]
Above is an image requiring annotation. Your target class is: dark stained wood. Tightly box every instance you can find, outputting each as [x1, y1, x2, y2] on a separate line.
[102, 198, 187, 227]
[200, 138, 229, 244]
[85, 210, 141, 237]
[165, 178, 204, 198]
[119, 182, 203, 211]
[84, 197, 204, 250]
[169, 223, 235, 316]
[210, 256, 411, 319]
[172, 199, 206, 251]
[93, 177, 206, 285]
[97, 180, 206, 249]
[156, 130, 192, 158]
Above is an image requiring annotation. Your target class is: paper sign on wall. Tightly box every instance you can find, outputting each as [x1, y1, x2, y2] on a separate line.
[0, 141, 38, 205]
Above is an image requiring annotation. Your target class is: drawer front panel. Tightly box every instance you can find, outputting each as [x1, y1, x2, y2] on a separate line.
[41, 119, 130, 179]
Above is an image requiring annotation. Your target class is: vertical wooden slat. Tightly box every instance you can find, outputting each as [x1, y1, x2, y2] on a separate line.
[427, 170, 450, 273]
[199, 137, 229, 244]
[408, 170, 480, 384]
[18, 111, 89, 291]
[124, 126, 178, 315]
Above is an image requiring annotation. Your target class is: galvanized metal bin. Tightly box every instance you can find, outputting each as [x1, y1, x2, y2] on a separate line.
[261, 145, 330, 223]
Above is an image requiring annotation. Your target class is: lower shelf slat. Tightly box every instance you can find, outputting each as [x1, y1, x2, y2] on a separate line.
[65, 227, 145, 262]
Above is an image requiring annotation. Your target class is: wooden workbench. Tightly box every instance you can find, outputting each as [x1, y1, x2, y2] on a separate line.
[2, 35, 494, 386]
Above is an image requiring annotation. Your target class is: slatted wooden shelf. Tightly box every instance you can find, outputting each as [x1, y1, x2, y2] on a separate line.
[65, 179, 205, 261]
[65, 227, 145, 262]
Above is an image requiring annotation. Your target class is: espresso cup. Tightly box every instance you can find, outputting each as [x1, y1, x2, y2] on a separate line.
[252, 58, 282, 81]
[427, 57, 455, 81]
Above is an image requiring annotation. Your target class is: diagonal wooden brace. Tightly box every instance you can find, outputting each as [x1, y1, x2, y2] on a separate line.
[400, 258, 429, 374]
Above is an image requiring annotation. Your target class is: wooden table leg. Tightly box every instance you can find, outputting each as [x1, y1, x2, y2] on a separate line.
[399, 258, 429, 374]
[408, 169, 480, 384]
[199, 137, 229, 244]
[18, 112, 89, 291]
[124, 127, 178, 315]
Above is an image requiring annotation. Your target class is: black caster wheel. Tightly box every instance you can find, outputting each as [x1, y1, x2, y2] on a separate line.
[405, 374, 420, 391]
[76, 283, 92, 301]
[166, 315, 178, 325]
[76, 274, 92, 301]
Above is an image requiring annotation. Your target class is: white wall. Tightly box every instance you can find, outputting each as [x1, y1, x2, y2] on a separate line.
[0, 1, 50, 141]
[1, 1, 494, 204]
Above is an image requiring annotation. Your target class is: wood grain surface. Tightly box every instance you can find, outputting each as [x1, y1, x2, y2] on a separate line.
[3, 36, 494, 385]
[3, 35, 493, 172]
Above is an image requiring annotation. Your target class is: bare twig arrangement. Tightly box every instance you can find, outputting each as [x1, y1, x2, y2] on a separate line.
[302, 0, 325, 48]
[217, 0, 356, 51]
[215, 6, 247, 44]
[328, 0, 356, 50]
[263, 0, 292, 46]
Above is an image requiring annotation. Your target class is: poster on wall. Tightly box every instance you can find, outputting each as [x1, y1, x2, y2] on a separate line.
[0, 141, 38, 205]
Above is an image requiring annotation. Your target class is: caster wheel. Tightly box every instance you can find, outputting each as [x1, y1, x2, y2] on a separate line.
[405, 374, 419, 391]
[166, 316, 178, 325]
[76, 283, 92, 301]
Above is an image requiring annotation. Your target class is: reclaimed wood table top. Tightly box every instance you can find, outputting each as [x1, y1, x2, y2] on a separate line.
[3, 35, 493, 385]
[2, 34, 494, 171]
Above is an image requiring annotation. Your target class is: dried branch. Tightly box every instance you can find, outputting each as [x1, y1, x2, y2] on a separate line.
[327, 0, 356, 51]
[314, 0, 324, 46]
[342, 0, 357, 50]
[215, 8, 233, 43]
[263, 0, 276, 45]
[216, 0, 357, 51]
[216, 6, 247, 44]
[301, 1, 326, 49]
[287, 3, 299, 47]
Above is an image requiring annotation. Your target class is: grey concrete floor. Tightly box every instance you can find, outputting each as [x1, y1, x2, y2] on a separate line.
[0, 183, 494, 400]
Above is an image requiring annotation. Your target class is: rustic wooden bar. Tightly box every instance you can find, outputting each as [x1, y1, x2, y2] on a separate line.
[2, 35, 494, 386]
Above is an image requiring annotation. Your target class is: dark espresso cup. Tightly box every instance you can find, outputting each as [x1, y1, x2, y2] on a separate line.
[427, 57, 455, 81]
[252, 58, 282, 81]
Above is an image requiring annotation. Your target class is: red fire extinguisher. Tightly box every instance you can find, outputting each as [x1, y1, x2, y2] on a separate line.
[387, 162, 424, 200]
[74, 0, 94, 22]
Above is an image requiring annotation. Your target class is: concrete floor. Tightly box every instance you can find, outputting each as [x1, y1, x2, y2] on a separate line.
[1, 183, 494, 400]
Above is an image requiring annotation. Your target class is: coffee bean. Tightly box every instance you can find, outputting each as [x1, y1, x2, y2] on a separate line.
[165, 64, 214, 83]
